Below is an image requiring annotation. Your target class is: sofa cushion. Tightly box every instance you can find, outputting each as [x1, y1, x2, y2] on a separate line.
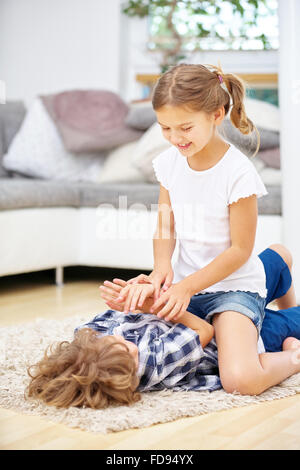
[41, 90, 143, 153]
[219, 119, 279, 158]
[132, 123, 171, 183]
[0, 114, 6, 177]
[257, 184, 281, 215]
[77, 181, 280, 215]
[96, 140, 145, 183]
[125, 101, 157, 130]
[77, 182, 160, 210]
[0, 178, 280, 216]
[257, 146, 280, 169]
[2, 98, 108, 182]
[0, 101, 27, 152]
[0, 101, 26, 177]
[0, 179, 160, 211]
[243, 97, 280, 132]
[0, 178, 81, 210]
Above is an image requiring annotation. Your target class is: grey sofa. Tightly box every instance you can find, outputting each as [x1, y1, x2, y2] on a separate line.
[0, 101, 282, 284]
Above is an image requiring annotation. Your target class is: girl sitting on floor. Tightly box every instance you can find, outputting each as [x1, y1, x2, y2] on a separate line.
[26, 245, 300, 409]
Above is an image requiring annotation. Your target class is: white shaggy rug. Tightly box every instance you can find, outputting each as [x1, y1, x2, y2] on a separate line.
[1, 314, 300, 435]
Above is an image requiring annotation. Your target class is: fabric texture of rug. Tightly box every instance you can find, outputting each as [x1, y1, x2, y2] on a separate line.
[1, 314, 300, 435]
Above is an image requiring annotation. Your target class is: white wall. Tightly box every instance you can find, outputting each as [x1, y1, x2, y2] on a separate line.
[278, 0, 300, 302]
[0, 1, 279, 105]
[0, 0, 122, 107]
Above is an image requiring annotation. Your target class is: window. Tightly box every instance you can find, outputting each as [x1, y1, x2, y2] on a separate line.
[149, 0, 278, 51]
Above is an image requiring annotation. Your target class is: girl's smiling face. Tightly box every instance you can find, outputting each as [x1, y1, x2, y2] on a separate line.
[156, 104, 224, 157]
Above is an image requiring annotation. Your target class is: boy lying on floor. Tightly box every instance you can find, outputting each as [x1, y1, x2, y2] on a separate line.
[26, 245, 300, 409]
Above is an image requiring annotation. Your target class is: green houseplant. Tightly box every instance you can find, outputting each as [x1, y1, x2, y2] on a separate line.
[122, 0, 277, 72]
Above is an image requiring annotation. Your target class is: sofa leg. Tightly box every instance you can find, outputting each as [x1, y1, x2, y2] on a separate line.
[55, 266, 64, 286]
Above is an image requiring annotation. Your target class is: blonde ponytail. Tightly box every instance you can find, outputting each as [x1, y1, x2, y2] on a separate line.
[206, 63, 260, 158]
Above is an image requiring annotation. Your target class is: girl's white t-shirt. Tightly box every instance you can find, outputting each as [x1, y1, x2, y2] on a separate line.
[152, 143, 268, 298]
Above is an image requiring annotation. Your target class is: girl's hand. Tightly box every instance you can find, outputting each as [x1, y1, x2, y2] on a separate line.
[148, 268, 174, 301]
[149, 281, 192, 322]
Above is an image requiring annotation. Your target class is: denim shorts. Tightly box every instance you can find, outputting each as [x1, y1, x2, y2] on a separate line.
[186, 247, 294, 336]
[187, 289, 267, 333]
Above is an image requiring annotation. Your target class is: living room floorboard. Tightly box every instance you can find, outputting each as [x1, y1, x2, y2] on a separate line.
[0, 268, 299, 450]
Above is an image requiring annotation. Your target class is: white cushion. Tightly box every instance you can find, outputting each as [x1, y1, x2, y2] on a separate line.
[96, 140, 145, 183]
[132, 123, 171, 182]
[2, 98, 108, 182]
[258, 166, 281, 186]
[244, 98, 280, 132]
[252, 155, 281, 185]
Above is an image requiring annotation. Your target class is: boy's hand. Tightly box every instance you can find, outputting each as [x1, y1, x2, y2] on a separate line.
[115, 282, 155, 314]
[127, 268, 174, 302]
[99, 279, 136, 312]
[99, 279, 155, 314]
[126, 273, 152, 285]
[112, 274, 152, 310]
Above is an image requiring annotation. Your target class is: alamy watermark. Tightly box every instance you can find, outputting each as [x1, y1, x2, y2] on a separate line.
[95, 195, 205, 248]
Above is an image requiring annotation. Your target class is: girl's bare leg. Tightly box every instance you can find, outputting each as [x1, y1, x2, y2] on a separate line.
[213, 311, 300, 395]
[283, 337, 300, 351]
[277, 283, 298, 309]
[268, 244, 298, 309]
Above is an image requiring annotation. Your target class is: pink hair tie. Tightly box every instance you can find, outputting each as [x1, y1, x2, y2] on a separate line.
[217, 74, 232, 107]
[218, 74, 229, 94]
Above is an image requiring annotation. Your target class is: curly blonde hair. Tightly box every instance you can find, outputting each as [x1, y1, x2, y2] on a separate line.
[25, 328, 141, 409]
[151, 62, 260, 158]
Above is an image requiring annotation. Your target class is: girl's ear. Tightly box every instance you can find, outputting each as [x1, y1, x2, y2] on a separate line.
[214, 106, 225, 125]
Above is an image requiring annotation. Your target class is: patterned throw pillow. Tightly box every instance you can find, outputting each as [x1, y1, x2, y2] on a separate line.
[3, 98, 108, 182]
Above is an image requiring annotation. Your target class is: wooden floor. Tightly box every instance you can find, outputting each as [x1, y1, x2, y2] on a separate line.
[1, 267, 300, 450]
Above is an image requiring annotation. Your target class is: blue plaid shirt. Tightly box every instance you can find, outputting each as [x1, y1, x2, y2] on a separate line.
[74, 310, 221, 392]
